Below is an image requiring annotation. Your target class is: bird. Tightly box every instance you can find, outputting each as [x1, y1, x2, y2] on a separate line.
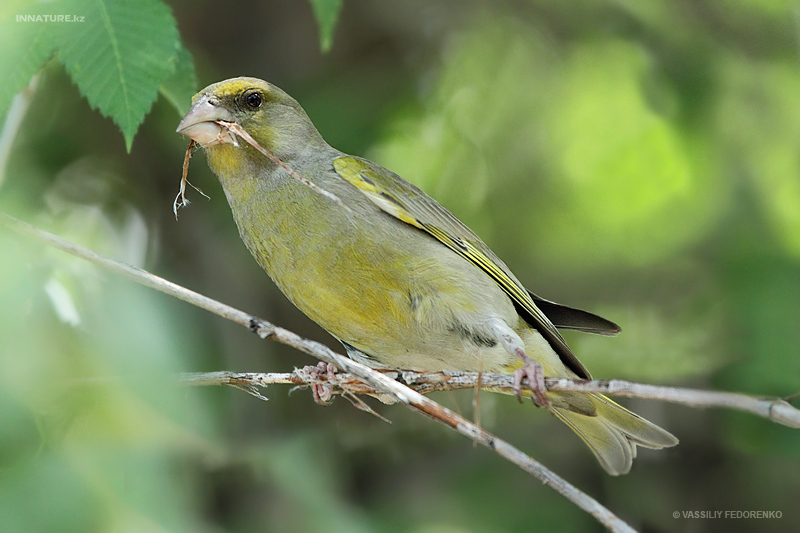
[176, 76, 678, 475]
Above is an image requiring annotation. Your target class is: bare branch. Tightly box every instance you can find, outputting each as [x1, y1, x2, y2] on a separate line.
[545, 377, 800, 429]
[180, 370, 800, 428]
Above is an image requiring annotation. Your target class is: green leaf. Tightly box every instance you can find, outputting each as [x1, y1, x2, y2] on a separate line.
[159, 42, 197, 116]
[0, 3, 57, 117]
[308, 0, 343, 53]
[55, 0, 180, 151]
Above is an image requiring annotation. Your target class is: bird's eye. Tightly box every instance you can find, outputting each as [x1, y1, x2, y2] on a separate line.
[244, 90, 262, 109]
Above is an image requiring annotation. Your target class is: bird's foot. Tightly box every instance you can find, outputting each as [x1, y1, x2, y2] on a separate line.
[512, 354, 550, 409]
[302, 362, 337, 405]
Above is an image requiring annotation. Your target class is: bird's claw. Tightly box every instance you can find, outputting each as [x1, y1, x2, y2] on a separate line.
[512, 360, 549, 408]
[303, 362, 337, 405]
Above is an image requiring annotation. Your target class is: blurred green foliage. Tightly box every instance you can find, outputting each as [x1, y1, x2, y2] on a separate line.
[1, 0, 799, 532]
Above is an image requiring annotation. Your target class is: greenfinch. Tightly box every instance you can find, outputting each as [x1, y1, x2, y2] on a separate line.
[177, 77, 677, 475]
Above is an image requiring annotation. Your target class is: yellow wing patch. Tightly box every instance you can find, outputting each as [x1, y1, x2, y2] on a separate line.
[334, 157, 421, 227]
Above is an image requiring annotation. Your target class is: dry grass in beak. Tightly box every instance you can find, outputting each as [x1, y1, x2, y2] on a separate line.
[173, 139, 209, 219]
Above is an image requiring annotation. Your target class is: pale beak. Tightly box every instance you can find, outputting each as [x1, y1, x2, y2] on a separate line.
[176, 94, 237, 147]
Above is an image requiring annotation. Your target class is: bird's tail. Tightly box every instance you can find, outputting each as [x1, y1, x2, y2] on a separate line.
[550, 392, 678, 475]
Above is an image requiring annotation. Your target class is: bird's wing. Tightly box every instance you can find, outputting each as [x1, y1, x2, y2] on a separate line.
[333, 155, 597, 379]
[528, 293, 620, 336]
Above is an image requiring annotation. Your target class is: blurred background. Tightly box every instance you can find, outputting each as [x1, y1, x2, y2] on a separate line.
[2, 0, 800, 531]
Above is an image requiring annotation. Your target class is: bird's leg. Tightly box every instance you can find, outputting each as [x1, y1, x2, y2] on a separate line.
[511, 352, 549, 408]
[302, 362, 337, 405]
[489, 319, 550, 408]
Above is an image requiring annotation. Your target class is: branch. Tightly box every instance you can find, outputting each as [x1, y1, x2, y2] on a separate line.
[0, 213, 636, 533]
[181, 370, 800, 429]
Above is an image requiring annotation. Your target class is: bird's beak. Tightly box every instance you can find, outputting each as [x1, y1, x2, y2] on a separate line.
[176, 94, 237, 147]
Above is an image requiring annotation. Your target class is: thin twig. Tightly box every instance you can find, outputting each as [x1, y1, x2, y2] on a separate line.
[0, 213, 634, 533]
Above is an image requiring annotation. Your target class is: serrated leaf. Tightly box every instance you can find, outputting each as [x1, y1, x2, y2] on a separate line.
[308, 0, 342, 53]
[55, 0, 180, 151]
[0, 4, 57, 117]
[159, 42, 197, 116]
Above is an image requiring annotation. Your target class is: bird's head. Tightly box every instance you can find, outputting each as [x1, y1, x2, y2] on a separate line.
[177, 77, 324, 163]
